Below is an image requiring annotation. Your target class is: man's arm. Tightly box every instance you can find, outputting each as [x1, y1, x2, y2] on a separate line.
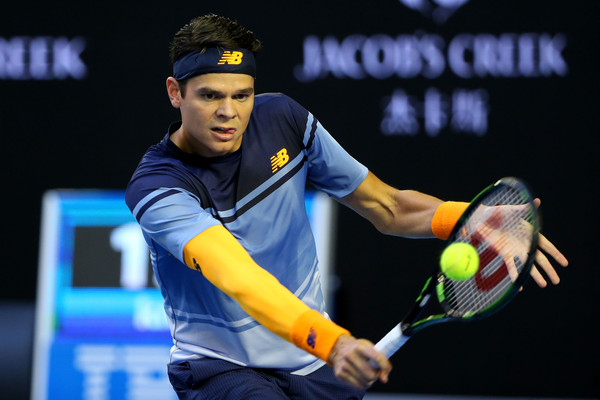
[183, 226, 351, 358]
[327, 171, 450, 387]
[182, 224, 392, 388]
[330, 171, 568, 385]
[339, 171, 567, 283]
[338, 171, 446, 238]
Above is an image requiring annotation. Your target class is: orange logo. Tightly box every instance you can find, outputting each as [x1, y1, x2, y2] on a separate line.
[270, 148, 290, 173]
[218, 51, 244, 65]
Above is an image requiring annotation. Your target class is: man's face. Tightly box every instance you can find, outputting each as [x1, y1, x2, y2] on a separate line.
[168, 73, 255, 157]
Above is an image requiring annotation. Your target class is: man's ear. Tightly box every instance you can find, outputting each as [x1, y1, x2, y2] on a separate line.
[166, 77, 181, 108]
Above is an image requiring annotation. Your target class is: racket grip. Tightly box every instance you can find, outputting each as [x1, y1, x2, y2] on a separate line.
[374, 323, 409, 358]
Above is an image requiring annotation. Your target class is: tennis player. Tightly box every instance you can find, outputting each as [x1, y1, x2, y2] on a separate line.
[125, 14, 568, 400]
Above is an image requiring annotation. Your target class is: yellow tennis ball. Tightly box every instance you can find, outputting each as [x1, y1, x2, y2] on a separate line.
[440, 243, 480, 281]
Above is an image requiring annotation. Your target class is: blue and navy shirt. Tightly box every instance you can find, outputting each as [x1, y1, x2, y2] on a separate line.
[126, 93, 368, 372]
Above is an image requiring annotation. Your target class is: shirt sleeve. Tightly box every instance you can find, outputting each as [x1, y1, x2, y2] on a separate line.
[304, 115, 368, 199]
[129, 186, 221, 262]
[272, 94, 367, 198]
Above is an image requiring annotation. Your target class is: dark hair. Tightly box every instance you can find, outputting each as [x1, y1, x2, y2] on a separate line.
[169, 14, 262, 65]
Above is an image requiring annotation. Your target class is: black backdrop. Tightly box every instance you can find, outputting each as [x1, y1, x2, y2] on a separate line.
[1, 1, 598, 398]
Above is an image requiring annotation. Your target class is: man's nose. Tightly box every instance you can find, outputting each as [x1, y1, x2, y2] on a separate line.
[216, 98, 236, 119]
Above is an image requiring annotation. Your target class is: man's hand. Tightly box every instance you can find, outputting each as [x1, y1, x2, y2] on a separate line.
[328, 334, 392, 389]
[529, 199, 569, 286]
[465, 198, 568, 288]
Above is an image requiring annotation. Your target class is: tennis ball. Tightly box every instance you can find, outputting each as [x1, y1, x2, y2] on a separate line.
[440, 243, 479, 281]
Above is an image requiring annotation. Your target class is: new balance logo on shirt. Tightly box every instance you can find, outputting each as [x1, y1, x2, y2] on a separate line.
[270, 148, 289, 173]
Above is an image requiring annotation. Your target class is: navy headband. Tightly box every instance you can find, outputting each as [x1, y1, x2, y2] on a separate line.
[172, 48, 256, 80]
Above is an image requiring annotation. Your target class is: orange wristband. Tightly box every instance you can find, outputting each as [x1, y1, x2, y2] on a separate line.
[431, 201, 469, 239]
[290, 309, 350, 363]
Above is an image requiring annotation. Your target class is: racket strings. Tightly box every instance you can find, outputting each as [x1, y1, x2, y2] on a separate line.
[441, 185, 536, 316]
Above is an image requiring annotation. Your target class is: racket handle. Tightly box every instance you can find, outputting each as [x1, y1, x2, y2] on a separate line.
[374, 323, 410, 358]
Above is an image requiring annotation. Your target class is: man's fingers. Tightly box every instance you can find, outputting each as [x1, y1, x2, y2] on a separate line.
[505, 255, 520, 283]
[358, 344, 392, 384]
[529, 265, 547, 288]
[331, 338, 392, 389]
[527, 233, 567, 288]
[336, 362, 378, 389]
[335, 367, 369, 389]
[538, 233, 569, 267]
[355, 343, 388, 381]
[373, 353, 392, 383]
[536, 249, 561, 285]
[333, 354, 368, 389]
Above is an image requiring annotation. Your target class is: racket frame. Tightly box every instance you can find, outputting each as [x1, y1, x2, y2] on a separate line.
[376, 177, 541, 353]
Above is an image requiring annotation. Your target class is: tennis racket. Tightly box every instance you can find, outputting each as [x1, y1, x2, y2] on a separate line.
[375, 177, 540, 359]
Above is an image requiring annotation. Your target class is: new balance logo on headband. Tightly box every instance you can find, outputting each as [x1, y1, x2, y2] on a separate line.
[173, 48, 256, 80]
[218, 51, 244, 65]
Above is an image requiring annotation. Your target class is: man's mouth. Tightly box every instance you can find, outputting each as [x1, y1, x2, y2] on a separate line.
[211, 127, 236, 139]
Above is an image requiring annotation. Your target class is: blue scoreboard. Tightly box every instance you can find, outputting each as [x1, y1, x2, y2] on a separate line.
[31, 189, 335, 400]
